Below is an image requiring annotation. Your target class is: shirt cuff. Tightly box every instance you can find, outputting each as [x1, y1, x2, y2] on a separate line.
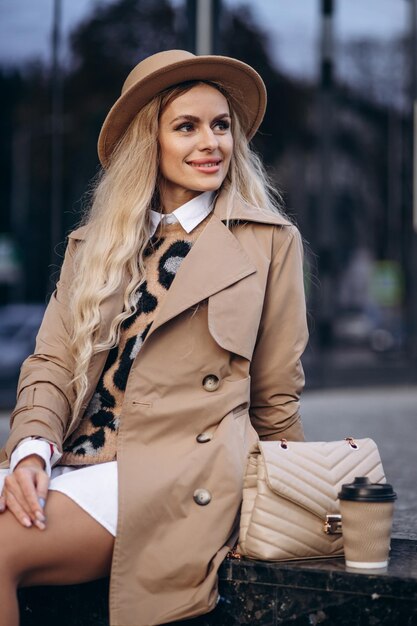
[9, 438, 62, 477]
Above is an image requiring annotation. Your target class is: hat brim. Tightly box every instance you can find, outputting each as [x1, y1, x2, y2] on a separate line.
[98, 56, 266, 168]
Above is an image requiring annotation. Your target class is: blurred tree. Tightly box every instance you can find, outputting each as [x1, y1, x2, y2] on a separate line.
[0, 64, 53, 302]
[0, 0, 182, 300]
[0, 68, 24, 234]
[340, 37, 409, 112]
[0, 68, 25, 303]
[220, 5, 311, 166]
[333, 36, 409, 268]
[65, 0, 179, 220]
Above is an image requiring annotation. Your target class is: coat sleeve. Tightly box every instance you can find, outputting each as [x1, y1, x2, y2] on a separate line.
[3, 236, 80, 460]
[249, 224, 308, 442]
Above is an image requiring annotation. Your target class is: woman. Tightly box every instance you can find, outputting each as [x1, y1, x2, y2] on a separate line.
[0, 50, 308, 626]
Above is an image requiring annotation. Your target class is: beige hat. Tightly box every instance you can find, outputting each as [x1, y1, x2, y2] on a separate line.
[97, 49, 267, 167]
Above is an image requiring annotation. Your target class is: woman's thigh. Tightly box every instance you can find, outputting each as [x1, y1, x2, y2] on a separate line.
[0, 490, 114, 587]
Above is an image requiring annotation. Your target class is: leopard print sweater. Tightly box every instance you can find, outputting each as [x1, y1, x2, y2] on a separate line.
[60, 212, 212, 465]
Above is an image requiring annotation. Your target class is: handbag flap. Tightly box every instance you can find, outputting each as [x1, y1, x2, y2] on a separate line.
[258, 438, 385, 521]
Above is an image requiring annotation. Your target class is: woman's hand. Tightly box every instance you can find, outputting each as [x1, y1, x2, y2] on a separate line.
[0, 455, 49, 530]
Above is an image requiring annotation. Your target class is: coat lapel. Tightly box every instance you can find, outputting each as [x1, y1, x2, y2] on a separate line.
[145, 212, 256, 341]
[146, 190, 290, 340]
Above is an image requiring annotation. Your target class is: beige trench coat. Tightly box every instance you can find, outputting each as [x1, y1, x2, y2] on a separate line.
[1, 190, 308, 626]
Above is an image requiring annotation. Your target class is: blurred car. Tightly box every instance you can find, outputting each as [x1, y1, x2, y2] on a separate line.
[333, 310, 375, 346]
[333, 306, 403, 352]
[0, 304, 45, 408]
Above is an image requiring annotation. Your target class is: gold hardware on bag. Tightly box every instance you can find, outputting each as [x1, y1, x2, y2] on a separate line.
[324, 514, 342, 534]
[345, 437, 358, 449]
[226, 548, 241, 559]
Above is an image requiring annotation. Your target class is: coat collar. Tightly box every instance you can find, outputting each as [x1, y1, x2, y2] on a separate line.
[213, 187, 291, 226]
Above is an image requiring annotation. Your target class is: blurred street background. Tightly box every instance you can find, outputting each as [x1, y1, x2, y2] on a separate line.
[0, 1, 416, 534]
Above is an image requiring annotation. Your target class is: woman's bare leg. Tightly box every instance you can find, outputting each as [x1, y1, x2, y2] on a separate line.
[0, 491, 114, 626]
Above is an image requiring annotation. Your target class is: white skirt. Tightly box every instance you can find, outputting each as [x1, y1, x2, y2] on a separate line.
[0, 461, 118, 536]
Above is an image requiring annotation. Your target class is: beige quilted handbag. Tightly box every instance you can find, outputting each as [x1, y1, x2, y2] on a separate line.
[238, 437, 385, 561]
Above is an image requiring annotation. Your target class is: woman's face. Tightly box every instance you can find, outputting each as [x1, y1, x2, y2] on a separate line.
[158, 83, 233, 208]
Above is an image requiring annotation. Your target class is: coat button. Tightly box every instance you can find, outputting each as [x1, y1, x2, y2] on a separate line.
[193, 488, 212, 506]
[196, 432, 212, 443]
[202, 374, 220, 392]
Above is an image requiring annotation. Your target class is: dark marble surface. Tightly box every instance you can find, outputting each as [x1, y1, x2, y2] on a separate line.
[19, 539, 417, 626]
[221, 539, 417, 601]
[213, 584, 417, 626]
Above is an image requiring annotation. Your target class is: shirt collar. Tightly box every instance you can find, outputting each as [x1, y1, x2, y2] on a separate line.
[149, 191, 215, 238]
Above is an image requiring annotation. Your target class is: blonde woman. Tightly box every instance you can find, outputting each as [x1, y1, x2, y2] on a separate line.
[0, 50, 308, 626]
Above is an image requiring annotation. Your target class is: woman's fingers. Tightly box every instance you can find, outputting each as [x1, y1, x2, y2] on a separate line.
[3, 466, 49, 529]
[2, 488, 33, 527]
[0, 494, 5, 512]
[3, 473, 34, 519]
[17, 467, 48, 527]
[34, 470, 49, 517]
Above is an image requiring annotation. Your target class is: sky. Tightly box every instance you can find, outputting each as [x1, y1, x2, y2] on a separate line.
[0, 0, 410, 80]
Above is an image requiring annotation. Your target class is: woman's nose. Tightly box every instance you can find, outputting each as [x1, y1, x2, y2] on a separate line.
[198, 126, 219, 151]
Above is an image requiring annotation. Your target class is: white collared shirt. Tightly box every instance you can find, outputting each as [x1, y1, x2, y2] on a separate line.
[10, 191, 216, 473]
[149, 190, 215, 237]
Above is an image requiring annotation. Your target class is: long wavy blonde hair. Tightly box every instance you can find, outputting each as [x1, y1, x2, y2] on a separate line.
[67, 80, 286, 428]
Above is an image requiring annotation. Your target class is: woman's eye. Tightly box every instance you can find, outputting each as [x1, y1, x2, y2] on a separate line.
[176, 123, 194, 132]
[214, 120, 230, 131]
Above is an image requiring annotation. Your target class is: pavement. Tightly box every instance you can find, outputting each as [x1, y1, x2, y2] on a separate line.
[1, 384, 416, 539]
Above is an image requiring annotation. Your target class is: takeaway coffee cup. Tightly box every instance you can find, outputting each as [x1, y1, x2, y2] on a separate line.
[338, 477, 397, 569]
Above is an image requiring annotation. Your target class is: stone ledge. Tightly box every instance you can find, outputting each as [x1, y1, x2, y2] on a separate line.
[19, 539, 417, 625]
[216, 538, 417, 625]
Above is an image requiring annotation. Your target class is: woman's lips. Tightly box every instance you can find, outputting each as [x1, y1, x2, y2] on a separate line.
[187, 159, 222, 173]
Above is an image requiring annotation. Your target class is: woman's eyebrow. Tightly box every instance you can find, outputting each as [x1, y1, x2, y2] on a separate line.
[170, 113, 231, 124]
